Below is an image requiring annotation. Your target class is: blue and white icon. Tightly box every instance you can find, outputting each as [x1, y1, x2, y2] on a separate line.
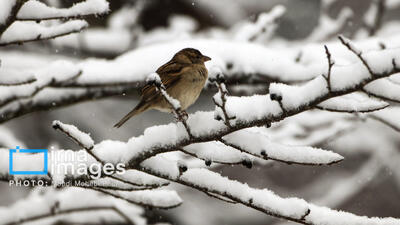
[9, 146, 48, 175]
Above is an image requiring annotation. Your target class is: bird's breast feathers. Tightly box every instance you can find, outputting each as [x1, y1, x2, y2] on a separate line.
[167, 65, 207, 109]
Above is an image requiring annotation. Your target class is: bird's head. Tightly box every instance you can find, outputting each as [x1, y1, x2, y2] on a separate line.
[173, 48, 211, 64]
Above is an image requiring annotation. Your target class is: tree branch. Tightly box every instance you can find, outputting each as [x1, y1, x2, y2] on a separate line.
[4, 205, 135, 225]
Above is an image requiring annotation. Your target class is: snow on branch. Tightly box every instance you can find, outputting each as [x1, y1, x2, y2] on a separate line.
[92, 189, 182, 210]
[0, 20, 88, 46]
[386, 0, 400, 8]
[0, 0, 109, 47]
[267, 111, 358, 147]
[364, 78, 400, 103]
[61, 39, 328, 88]
[0, 85, 135, 124]
[362, 0, 386, 37]
[0, 36, 395, 125]
[0, 0, 25, 35]
[182, 142, 252, 166]
[0, 35, 399, 224]
[140, 157, 400, 225]
[209, 67, 236, 128]
[180, 168, 310, 220]
[221, 128, 343, 166]
[0, 61, 81, 109]
[51, 120, 169, 191]
[234, 5, 286, 42]
[0, 70, 36, 86]
[0, 127, 25, 148]
[52, 120, 94, 150]
[54, 34, 400, 89]
[122, 41, 400, 167]
[17, 0, 109, 21]
[307, 0, 353, 41]
[316, 92, 389, 113]
[1, 188, 145, 225]
[1, 41, 399, 220]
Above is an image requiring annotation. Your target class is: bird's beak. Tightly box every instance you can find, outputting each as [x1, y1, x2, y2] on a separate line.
[202, 55, 211, 62]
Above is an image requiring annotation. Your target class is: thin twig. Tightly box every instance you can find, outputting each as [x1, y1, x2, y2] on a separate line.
[179, 148, 243, 166]
[369, 114, 400, 132]
[4, 205, 135, 225]
[0, 77, 37, 86]
[17, 13, 107, 22]
[91, 187, 182, 210]
[0, 0, 26, 36]
[323, 45, 334, 92]
[210, 73, 236, 128]
[315, 103, 389, 113]
[219, 139, 342, 166]
[338, 35, 375, 77]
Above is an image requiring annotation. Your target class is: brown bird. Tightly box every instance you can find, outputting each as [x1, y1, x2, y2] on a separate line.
[114, 48, 211, 128]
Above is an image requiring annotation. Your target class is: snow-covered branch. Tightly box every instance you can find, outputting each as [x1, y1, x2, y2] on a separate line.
[363, 0, 386, 37]
[51, 120, 169, 192]
[52, 120, 94, 151]
[306, 0, 353, 41]
[1, 188, 146, 225]
[16, 0, 109, 21]
[126, 39, 400, 166]
[233, 5, 286, 42]
[0, 61, 82, 109]
[0, 0, 109, 47]
[1, 35, 399, 224]
[210, 67, 236, 128]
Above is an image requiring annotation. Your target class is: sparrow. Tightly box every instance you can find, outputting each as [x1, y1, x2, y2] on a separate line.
[114, 48, 211, 128]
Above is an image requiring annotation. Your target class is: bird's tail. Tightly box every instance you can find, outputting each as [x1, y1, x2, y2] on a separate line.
[114, 101, 149, 128]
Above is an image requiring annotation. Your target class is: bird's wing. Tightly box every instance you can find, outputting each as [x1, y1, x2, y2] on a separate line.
[141, 60, 190, 101]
